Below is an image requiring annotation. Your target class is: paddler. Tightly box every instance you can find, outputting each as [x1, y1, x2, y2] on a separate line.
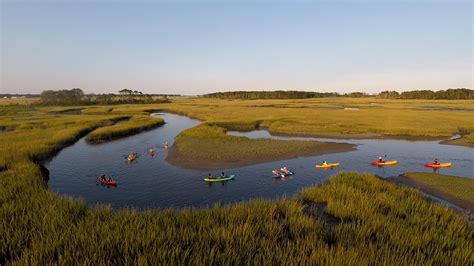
[378, 156, 384, 163]
[433, 159, 440, 165]
[281, 167, 289, 174]
[322, 161, 328, 166]
[272, 169, 280, 177]
[207, 173, 213, 179]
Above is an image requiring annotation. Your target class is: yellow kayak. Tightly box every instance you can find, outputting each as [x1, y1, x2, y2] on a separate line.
[315, 163, 340, 168]
[127, 154, 137, 162]
[371, 160, 397, 166]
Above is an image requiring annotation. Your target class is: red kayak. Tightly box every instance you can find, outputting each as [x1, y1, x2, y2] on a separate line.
[97, 178, 117, 186]
[424, 162, 451, 168]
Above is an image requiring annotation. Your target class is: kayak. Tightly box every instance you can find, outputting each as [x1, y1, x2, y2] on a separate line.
[97, 178, 117, 186]
[424, 162, 451, 168]
[203, 174, 235, 182]
[272, 171, 294, 178]
[315, 163, 340, 168]
[371, 160, 397, 166]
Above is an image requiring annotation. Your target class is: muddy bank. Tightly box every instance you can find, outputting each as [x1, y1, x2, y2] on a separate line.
[389, 175, 474, 213]
[267, 130, 449, 141]
[166, 141, 355, 170]
[440, 134, 474, 148]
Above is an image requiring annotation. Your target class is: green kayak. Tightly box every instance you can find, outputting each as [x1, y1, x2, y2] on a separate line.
[203, 174, 235, 182]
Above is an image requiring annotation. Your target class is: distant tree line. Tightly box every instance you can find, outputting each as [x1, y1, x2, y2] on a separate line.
[203, 88, 473, 100]
[38, 88, 172, 106]
[203, 90, 369, 99]
[377, 88, 473, 100]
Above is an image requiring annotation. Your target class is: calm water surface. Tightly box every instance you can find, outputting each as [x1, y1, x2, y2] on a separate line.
[45, 113, 474, 209]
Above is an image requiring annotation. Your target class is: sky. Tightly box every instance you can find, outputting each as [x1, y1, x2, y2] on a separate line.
[1, 0, 472, 95]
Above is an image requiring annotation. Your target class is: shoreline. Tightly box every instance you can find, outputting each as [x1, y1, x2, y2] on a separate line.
[389, 175, 474, 214]
[440, 138, 474, 148]
[266, 129, 449, 141]
[166, 141, 356, 170]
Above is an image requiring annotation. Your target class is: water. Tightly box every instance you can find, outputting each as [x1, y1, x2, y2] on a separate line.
[45, 113, 474, 209]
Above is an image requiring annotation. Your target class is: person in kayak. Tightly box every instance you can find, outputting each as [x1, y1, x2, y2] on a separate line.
[100, 174, 112, 182]
[272, 169, 280, 177]
[322, 161, 328, 166]
[207, 173, 213, 179]
[163, 141, 169, 149]
[433, 159, 440, 165]
[378, 156, 384, 163]
[281, 167, 290, 174]
[221, 172, 226, 178]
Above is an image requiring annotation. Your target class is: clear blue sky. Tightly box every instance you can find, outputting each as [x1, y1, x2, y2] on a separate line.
[1, 0, 472, 94]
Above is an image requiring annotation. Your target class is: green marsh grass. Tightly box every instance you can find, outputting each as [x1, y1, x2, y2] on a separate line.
[402, 172, 474, 204]
[162, 97, 474, 144]
[170, 122, 353, 167]
[86, 115, 164, 143]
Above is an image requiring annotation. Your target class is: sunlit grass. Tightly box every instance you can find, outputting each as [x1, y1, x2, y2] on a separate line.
[86, 115, 164, 143]
[171, 123, 353, 167]
[402, 172, 474, 203]
[162, 98, 474, 143]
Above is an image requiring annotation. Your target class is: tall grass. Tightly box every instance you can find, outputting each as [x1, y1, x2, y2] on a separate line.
[402, 172, 474, 204]
[86, 115, 164, 143]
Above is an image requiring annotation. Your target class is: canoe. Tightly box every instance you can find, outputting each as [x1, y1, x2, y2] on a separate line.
[203, 174, 235, 182]
[424, 162, 451, 168]
[315, 163, 340, 168]
[371, 160, 397, 166]
[272, 171, 294, 178]
[97, 178, 117, 186]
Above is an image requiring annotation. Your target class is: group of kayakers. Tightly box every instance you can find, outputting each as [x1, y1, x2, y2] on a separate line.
[375, 156, 441, 165]
[315, 156, 447, 168]
[101, 146, 449, 186]
[98, 141, 170, 185]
